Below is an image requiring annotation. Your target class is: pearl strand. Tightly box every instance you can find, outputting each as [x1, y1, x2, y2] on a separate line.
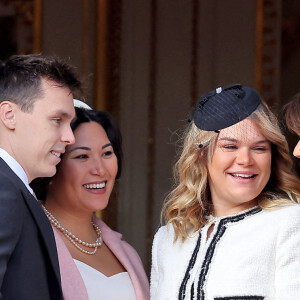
[41, 204, 103, 255]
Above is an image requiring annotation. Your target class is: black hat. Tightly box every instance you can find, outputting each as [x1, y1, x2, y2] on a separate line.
[193, 84, 260, 131]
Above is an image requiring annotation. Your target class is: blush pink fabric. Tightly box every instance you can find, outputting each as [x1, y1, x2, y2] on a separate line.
[53, 216, 150, 300]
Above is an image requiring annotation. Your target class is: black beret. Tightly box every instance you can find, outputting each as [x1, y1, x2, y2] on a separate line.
[193, 84, 260, 131]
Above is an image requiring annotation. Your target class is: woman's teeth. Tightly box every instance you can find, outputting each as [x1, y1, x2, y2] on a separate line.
[83, 183, 106, 189]
[231, 173, 255, 178]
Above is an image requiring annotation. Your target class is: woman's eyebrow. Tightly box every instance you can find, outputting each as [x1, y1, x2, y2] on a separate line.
[254, 139, 269, 144]
[218, 137, 269, 144]
[69, 144, 112, 153]
[102, 143, 112, 149]
[69, 146, 91, 153]
[218, 137, 238, 142]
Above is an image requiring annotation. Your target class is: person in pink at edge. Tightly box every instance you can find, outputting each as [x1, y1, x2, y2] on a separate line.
[150, 84, 300, 299]
[31, 100, 149, 300]
[284, 93, 300, 158]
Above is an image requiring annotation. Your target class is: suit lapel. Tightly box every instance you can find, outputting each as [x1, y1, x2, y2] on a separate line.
[22, 188, 62, 284]
[94, 218, 144, 295]
[93, 218, 126, 263]
[0, 158, 61, 286]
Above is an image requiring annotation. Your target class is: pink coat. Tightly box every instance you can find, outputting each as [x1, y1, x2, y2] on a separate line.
[53, 216, 150, 300]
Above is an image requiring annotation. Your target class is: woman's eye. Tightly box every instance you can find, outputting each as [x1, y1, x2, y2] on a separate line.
[222, 144, 237, 150]
[253, 147, 267, 152]
[103, 150, 113, 157]
[75, 154, 88, 159]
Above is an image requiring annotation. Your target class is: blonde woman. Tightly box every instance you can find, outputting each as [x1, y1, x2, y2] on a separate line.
[150, 84, 300, 299]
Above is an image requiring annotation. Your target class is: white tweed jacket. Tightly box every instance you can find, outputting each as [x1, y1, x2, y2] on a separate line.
[150, 205, 300, 300]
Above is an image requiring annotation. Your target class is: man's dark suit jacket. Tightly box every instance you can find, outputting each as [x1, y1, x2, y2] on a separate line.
[0, 158, 62, 299]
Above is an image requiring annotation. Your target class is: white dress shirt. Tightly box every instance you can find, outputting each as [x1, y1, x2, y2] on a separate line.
[0, 148, 35, 197]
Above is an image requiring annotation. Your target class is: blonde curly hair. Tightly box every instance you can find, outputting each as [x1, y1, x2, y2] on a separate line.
[162, 103, 300, 242]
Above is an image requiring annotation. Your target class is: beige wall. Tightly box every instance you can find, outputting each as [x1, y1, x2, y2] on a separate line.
[42, 0, 96, 105]
[119, 0, 262, 267]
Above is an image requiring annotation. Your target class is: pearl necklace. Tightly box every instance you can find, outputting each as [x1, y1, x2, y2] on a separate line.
[41, 204, 103, 255]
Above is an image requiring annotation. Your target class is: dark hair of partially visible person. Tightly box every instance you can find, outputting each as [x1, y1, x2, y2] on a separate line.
[31, 107, 122, 200]
[284, 93, 300, 136]
[0, 54, 82, 112]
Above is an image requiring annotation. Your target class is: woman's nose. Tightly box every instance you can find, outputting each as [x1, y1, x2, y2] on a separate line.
[236, 148, 253, 165]
[91, 159, 106, 176]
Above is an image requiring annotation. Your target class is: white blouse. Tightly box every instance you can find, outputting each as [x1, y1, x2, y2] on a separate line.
[74, 259, 136, 300]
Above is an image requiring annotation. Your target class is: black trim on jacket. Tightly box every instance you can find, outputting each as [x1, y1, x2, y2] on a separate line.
[178, 207, 262, 300]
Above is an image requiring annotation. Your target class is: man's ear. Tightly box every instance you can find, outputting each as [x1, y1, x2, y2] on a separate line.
[0, 101, 17, 129]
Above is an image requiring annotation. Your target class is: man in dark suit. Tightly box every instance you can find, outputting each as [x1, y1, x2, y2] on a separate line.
[0, 54, 82, 299]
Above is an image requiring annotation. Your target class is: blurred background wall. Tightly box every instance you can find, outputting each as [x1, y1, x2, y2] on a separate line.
[0, 0, 299, 273]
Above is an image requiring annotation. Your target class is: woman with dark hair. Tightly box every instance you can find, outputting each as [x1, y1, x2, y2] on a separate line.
[33, 101, 149, 300]
[284, 93, 300, 158]
[150, 84, 300, 299]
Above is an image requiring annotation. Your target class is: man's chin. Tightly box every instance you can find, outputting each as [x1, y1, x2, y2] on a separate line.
[38, 167, 57, 179]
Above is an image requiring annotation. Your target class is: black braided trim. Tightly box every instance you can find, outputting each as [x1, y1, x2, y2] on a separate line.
[178, 232, 202, 300]
[214, 296, 264, 300]
[197, 207, 262, 300]
[190, 283, 194, 300]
